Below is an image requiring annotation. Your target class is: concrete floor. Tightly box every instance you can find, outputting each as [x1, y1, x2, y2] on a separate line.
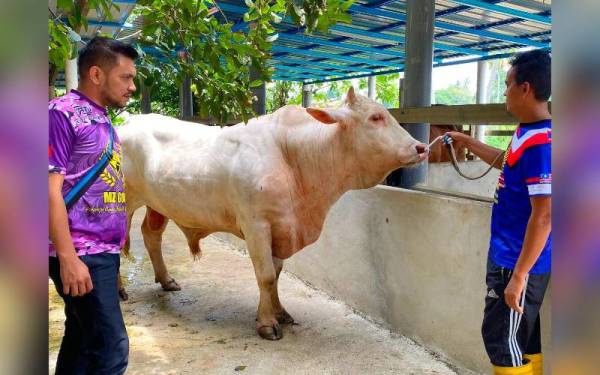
[49, 210, 463, 374]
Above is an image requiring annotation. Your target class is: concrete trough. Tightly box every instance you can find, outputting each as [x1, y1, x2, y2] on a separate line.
[216, 185, 551, 374]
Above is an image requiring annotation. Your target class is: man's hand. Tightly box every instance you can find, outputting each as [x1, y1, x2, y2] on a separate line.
[444, 131, 471, 144]
[444, 131, 505, 169]
[59, 254, 93, 297]
[49, 173, 93, 297]
[504, 273, 527, 314]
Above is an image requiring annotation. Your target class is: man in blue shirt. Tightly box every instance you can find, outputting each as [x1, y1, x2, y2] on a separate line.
[446, 49, 551, 375]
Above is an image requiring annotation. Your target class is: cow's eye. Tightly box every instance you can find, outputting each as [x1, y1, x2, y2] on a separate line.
[370, 114, 384, 122]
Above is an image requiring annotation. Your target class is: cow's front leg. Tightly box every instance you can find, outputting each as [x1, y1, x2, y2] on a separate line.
[272, 257, 294, 324]
[246, 224, 282, 340]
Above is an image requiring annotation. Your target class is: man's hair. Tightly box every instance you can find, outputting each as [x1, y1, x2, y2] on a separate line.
[510, 49, 551, 101]
[77, 36, 138, 78]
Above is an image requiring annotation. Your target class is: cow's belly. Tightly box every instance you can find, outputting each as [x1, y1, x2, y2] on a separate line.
[136, 178, 242, 236]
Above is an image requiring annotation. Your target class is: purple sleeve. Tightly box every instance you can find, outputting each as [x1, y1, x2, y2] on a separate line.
[49, 110, 74, 175]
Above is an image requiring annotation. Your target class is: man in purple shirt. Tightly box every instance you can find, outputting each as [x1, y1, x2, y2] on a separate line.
[49, 37, 137, 374]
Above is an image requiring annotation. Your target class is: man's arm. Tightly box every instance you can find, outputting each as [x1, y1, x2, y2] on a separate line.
[445, 131, 505, 169]
[49, 173, 93, 297]
[504, 196, 552, 313]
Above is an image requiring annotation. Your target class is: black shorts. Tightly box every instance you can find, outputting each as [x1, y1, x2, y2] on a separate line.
[481, 257, 550, 367]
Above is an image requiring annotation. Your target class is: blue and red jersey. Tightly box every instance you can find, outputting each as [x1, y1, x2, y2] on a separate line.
[489, 119, 552, 274]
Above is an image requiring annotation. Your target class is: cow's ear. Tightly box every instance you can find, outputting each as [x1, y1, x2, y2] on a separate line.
[345, 86, 357, 106]
[306, 108, 340, 125]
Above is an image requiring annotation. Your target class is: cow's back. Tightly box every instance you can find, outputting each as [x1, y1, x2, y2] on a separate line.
[118, 114, 289, 233]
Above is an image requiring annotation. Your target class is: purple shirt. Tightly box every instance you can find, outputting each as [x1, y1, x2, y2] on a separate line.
[49, 90, 127, 256]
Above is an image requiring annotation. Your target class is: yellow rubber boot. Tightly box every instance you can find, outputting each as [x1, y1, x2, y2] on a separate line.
[523, 354, 543, 375]
[493, 360, 533, 375]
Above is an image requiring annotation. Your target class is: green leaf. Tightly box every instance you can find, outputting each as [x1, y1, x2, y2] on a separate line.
[232, 32, 246, 43]
[70, 42, 78, 59]
[57, 0, 73, 12]
[250, 80, 263, 88]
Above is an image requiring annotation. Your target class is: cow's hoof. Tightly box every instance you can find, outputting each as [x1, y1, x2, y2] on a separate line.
[118, 288, 129, 301]
[276, 309, 294, 325]
[257, 323, 283, 340]
[159, 277, 181, 291]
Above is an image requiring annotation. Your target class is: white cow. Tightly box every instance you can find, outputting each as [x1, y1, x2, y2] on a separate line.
[119, 87, 427, 340]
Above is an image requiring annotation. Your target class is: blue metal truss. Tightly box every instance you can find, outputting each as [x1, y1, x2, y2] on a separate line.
[348, 4, 549, 48]
[272, 57, 376, 74]
[449, 0, 551, 25]
[64, 0, 551, 84]
[278, 33, 406, 58]
[272, 46, 400, 69]
[272, 64, 347, 78]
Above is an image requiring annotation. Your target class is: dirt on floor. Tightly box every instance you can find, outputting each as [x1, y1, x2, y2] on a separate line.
[49, 209, 467, 375]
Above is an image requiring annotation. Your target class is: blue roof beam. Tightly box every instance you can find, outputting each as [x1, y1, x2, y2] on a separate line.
[331, 25, 487, 56]
[448, 0, 551, 25]
[85, 19, 133, 28]
[304, 50, 526, 85]
[229, 23, 407, 59]
[272, 57, 375, 74]
[272, 76, 302, 82]
[270, 64, 347, 77]
[349, 4, 549, 48]
[272, 45, 402, 69]
[273, 72, 312, 81]
[278, 33, 406, 58]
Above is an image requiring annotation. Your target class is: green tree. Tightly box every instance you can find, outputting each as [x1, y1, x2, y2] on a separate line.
[48, 0, 354, 122]
[434, 79, 475, 105]
[266, 81, 304, 112]
[375, 73, 400, 108]
[133, 0, 353, 123]
[268, 72, 401, 112]
[48, 0, 119, 95]
[488, 58, 509, 103]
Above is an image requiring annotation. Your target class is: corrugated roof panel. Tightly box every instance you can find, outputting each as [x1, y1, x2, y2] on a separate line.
[58, 0, 551, 84]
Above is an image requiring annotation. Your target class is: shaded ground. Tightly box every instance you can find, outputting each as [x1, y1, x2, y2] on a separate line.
[49, 210, 463, 374]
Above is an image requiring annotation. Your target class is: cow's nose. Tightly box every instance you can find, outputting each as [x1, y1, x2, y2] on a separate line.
[415, 144, 427, 154]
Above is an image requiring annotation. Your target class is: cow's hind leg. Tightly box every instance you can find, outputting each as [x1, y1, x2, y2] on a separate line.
[245, 223, 282, 340]
[272, 257, 294, 324]
[141, 206, 180, 291]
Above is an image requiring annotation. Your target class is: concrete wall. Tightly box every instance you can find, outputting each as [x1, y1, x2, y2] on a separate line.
[216, 186, 550, 374]
[426, 160, 500, 198]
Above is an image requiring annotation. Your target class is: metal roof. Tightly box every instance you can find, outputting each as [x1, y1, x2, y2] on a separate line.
[218, 0, 552, 83]
[54, 0, 551, 84]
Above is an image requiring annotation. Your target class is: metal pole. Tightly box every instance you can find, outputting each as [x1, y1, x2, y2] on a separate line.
[179, 74, 193, 118]
[65, 57, 78, 92]
[398, 77, 405, 108]
[140, 82, 151, 114]
[368, 75, 376, 100]
[250, 67, 266, 116]
[302, 83, 313, 108]
[395, 0, 435, 189]
[474, 60, 489, 143]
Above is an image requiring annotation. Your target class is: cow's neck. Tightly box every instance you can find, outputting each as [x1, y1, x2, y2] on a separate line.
[281, 123, 384, 206]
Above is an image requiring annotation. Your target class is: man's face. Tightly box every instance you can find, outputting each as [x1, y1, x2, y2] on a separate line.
[100, 55, 137, 108]
[504, 67, 522, 116]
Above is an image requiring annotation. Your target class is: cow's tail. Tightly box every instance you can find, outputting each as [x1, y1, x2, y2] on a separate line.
[122, 208, 135, 258]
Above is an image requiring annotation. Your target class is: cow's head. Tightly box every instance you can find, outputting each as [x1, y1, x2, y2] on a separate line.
[306, 87, 427, 174]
